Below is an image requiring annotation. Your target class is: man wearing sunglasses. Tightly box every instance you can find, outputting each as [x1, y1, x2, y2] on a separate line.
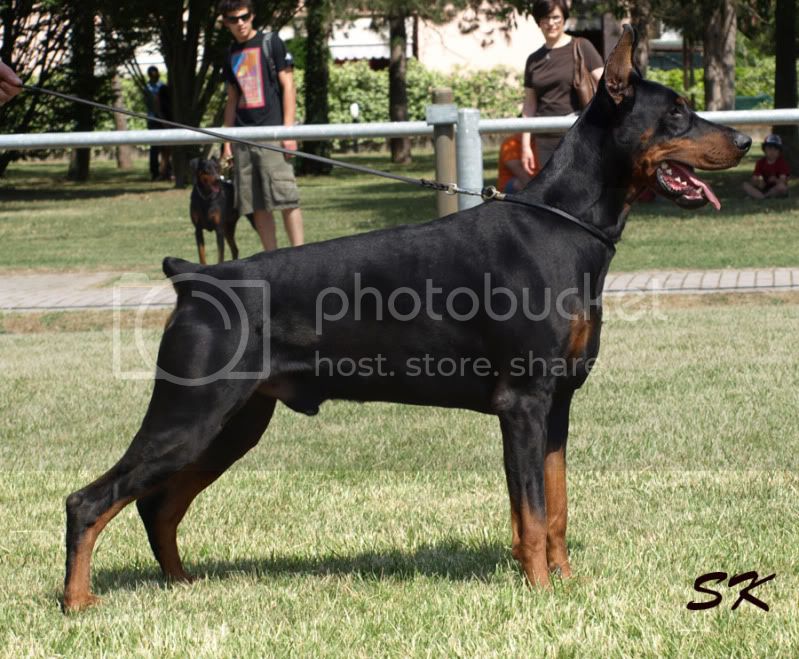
[220, 0, 305, 251]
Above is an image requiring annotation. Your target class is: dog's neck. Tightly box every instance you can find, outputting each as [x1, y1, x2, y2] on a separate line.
[519, 103, 636, 244]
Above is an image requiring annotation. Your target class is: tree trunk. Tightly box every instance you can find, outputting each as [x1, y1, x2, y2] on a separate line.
[629, 0, 651, 77]
[112, 75, 134, 170]
[388, 12, 411, 164]
[300, 0, 333, 175]
[67, 5, 96, 181]
[702, 0, 736, 111]
[773, 0, 798, 166]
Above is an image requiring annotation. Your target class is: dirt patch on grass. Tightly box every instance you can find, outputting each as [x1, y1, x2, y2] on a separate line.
[0, 309, 171, 334]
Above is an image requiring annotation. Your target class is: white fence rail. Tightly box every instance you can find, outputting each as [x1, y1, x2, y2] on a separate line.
[2, 108, 797, 211]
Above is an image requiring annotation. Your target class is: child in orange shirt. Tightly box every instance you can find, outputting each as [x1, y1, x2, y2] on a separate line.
[497, 134, 539, 193]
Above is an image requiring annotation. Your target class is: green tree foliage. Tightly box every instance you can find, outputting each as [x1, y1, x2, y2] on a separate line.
[99, 0, 299, 186]
[300, 0, 334, 174]
[294, 59, 523, 150]
[347, 1, 526, 163]
[0, 0, 73, 176]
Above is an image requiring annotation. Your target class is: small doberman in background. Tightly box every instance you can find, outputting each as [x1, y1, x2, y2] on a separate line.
[63, 27, 751, 611]
[189, 157, 244, 264]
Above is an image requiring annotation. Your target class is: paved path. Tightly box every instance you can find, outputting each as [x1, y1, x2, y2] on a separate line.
[1, 268, 798, 312]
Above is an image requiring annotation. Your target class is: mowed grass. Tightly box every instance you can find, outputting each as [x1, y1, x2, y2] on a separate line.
[0, 151, 797, 275]
[1, 295, 798, 656]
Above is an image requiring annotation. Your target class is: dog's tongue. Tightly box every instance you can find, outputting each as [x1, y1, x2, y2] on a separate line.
[669, 161, 721, 210]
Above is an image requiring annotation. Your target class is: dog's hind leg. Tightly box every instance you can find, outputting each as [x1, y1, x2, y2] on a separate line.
[64, 373, 260, 610]
[136, 392, 276, 581]
[497, 383, 555, 589]
[544, 389, 573, 578]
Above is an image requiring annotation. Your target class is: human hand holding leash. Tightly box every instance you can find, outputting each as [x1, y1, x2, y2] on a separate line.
[282, 139, 297, 159]
[0, 61, 22, 105]
[221, 143, 234, 165]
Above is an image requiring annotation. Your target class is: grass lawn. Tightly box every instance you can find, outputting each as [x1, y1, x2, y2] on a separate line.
[0, 151, 797, 275]
[1, 294, 797, 655]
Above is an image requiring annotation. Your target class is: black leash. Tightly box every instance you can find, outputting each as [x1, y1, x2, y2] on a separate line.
[18, 83, 464, 196]
[16, 83, 615, 250]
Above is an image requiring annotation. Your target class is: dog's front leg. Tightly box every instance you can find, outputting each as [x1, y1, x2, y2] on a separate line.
[194, 227, 207, 265]
[215, 228, 225, 264]
[497, 385, 554, 588]
[544, 390, 574, 577]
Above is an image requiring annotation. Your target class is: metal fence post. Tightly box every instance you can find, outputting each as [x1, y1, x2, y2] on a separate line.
[456, 108, 483, 211]
[425, 89, 458, 217]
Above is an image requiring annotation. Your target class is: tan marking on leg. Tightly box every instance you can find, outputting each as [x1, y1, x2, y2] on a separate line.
[198, 243, 207, 265]
[517, 500, 550, 588]
[509, 497, 521, 560]
[544, 447, 571, 577]
[63, 497, 133, 611]
[147, 470, 217, 582]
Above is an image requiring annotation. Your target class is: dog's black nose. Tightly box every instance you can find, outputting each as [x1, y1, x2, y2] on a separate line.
[734, 133, 752, 152]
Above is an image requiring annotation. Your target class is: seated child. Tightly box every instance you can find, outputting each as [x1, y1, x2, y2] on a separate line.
[497, 133, 538, 194]
[743, 134, 790, 199]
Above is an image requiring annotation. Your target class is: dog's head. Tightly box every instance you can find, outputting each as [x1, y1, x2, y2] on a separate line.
[596, 26, 751, 209]
[189, 157, 222, 191]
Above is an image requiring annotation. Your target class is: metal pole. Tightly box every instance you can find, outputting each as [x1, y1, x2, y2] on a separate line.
[456, 108, 483, 211]
[430, 88, 458, 217]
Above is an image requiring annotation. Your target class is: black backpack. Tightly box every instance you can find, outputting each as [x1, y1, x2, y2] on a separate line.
[260, 31, 279, 88]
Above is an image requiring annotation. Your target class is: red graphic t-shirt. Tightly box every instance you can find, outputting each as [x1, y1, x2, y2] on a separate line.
[754, 155, 790, 181]
[234, 47, 265, 110]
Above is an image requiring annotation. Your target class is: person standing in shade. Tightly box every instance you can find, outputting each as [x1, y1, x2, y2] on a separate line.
[144, 66, 166, 181]
[521, 0, 603, 175]
[220, 0, 304, 251]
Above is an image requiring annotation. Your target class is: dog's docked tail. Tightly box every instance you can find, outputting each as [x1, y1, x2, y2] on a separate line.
[163, 257, 200, 278]
[162, 257, 203, 293]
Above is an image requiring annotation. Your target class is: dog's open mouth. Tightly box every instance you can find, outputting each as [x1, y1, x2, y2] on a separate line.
[655, 161, 721, 210]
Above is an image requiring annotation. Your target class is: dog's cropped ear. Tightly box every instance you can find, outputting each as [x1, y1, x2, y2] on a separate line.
[189, 158, 199, 175]
[604, 24, 638, 105]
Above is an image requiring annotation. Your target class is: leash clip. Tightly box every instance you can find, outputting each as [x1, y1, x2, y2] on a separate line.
[481, 186, 505, 201]
[445, 183, 458, 196]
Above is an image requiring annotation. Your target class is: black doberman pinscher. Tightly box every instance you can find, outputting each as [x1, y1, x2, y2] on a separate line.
[189, 157, 243, 264]
[63, 28, 750, 610]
